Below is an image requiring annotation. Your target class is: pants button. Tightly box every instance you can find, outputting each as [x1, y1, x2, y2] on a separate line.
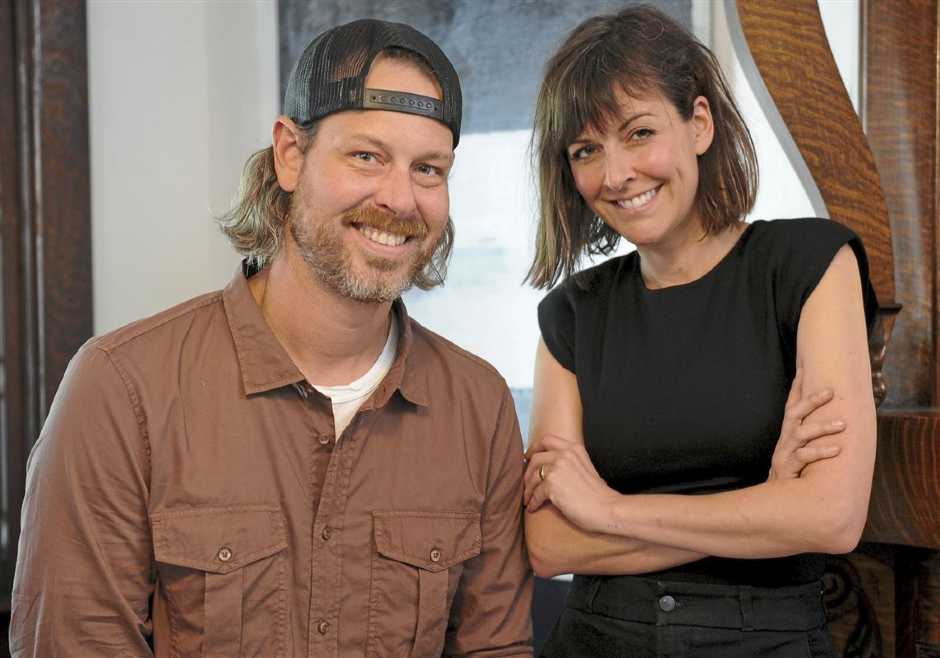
[658, 594, 677, 612]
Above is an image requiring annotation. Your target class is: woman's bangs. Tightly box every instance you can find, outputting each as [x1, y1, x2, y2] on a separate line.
[559, 50, 656, 146]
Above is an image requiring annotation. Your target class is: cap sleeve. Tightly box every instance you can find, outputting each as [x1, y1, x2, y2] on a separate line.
[537, 282, 576, 373]
[773, 218, 879, 338]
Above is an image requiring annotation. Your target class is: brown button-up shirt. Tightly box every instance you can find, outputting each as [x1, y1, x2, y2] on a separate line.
[11, 269, 534, 657]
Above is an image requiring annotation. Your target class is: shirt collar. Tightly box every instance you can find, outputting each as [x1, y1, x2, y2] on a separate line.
[365, 300, 430, 409]
[222, 263, 429, 407]
[222, 265, 304, 395]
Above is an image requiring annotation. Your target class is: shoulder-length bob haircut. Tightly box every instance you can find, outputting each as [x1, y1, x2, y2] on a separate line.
[526, 4, 758, 289]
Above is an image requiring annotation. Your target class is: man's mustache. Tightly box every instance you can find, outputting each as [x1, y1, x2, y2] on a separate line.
[342, 206, 428, 239]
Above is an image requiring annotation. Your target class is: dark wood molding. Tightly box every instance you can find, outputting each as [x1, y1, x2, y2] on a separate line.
[862, 0, 937, 410]
[0, 0, 32, 609]
[0, 0, 94, 611]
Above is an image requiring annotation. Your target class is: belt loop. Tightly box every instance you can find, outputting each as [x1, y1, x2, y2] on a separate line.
[585, 578, 603, 614]
[739, 585, 755, 631]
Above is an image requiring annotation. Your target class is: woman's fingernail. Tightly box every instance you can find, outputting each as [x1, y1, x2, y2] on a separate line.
[832, 420, 845, 428]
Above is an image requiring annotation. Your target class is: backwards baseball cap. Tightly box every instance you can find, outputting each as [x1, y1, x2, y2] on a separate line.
[283, 18, 463, 147]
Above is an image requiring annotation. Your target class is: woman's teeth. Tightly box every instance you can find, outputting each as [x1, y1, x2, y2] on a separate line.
[618, 186, 659, 209]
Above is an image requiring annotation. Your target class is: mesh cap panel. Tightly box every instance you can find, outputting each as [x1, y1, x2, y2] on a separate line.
[283, 19, 463, 146]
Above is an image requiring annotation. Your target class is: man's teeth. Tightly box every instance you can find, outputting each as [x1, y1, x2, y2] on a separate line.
[359, 225, 407, 247]
[618, 187, 658, 209]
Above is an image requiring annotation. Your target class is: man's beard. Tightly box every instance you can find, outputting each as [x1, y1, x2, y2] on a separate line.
[288, 200, 439, 303]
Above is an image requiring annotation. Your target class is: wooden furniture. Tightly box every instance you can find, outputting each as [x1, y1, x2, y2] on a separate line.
[0, 4, 94, 653]
[731, 1, 940, 656]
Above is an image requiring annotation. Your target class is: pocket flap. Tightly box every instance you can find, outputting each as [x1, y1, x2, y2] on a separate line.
[151, 505, 287, 574]
[373, 510, 481, 573]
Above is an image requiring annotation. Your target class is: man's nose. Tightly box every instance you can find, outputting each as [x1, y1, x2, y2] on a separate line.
[373, 166, 418, 219]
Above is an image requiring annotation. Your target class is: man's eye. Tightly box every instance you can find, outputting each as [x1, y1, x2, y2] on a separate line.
[416, 164, 441, 177]
[353, 152, 376, 163]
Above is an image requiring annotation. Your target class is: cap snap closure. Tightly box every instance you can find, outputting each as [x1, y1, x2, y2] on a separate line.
[217, 546, 233, 562]
[429, 548, 442, 563]
[658, 594, 677, 612]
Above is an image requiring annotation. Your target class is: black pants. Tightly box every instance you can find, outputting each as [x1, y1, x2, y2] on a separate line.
[540, 575, 836, 658]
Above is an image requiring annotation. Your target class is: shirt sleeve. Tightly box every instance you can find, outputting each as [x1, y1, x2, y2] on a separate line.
[444, 386, 534, 657]
[537, 282, 577, 373]
[10, 344, 155, 657]
[774, 218, 879, 340]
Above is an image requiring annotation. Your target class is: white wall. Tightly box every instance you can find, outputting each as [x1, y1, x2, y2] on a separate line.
[87, 0, 278, 333]
[819, 0, 860, 113]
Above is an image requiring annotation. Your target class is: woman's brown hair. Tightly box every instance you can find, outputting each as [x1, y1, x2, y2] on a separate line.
[526, 4, 758, 289]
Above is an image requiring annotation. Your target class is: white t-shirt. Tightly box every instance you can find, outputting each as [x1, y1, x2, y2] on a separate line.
[311, 316, 398, 438]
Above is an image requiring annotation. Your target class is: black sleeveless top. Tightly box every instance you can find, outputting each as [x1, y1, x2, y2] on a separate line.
[537, 218, 878, 586]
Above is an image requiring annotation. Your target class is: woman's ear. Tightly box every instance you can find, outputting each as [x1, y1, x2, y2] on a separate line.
[272, 116, 305, 192]
[690, 96, 715, 156]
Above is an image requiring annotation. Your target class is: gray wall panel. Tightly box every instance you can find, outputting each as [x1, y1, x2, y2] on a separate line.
[279, 0, 692, 134]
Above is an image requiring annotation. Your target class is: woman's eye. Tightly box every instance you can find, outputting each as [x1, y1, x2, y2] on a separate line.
[570, 145, 597, 161]
[631, 128, 654, 141]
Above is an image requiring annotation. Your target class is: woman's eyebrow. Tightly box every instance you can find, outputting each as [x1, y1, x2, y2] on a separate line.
[570, 112, 656, 145]
[617, 112, 654, 131]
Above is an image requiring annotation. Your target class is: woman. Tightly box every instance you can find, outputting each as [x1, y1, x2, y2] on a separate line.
[523, 5, 877, 657]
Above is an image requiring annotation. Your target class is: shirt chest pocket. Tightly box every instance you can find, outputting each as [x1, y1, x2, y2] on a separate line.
[367, 510, 481, 658]
[151, 505, 288, 658]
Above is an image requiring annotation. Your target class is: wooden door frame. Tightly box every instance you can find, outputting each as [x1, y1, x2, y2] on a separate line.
[0, 0, 94, 610]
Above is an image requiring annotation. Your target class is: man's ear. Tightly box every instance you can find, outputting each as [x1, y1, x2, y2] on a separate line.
[690, 96, 715, 156]
[273, 116, 305, 192]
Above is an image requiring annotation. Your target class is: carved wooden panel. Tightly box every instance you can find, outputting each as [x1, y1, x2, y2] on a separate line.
[824, 548, 895, 658]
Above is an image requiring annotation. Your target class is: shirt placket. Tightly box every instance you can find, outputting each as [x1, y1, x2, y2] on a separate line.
[304, 386, 376, 658]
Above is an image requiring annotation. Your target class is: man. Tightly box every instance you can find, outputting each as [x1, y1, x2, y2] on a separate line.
[11, 19, 533, 656]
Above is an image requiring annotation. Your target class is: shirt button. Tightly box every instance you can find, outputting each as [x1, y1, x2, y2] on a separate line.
[217, 546, 233, 562]
[318, 434, 333, 446]
[317, 619, 330, 635]
[429, 548, 442, 563]
[321, 526, 332, 541]
[659, 594, 677, 612]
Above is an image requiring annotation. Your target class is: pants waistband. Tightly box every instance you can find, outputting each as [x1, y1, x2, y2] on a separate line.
[566, 575, 826, 632]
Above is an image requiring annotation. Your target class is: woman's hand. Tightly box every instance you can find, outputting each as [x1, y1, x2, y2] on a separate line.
[768, 368, 846, 481]
[524, 434, 620, 533]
